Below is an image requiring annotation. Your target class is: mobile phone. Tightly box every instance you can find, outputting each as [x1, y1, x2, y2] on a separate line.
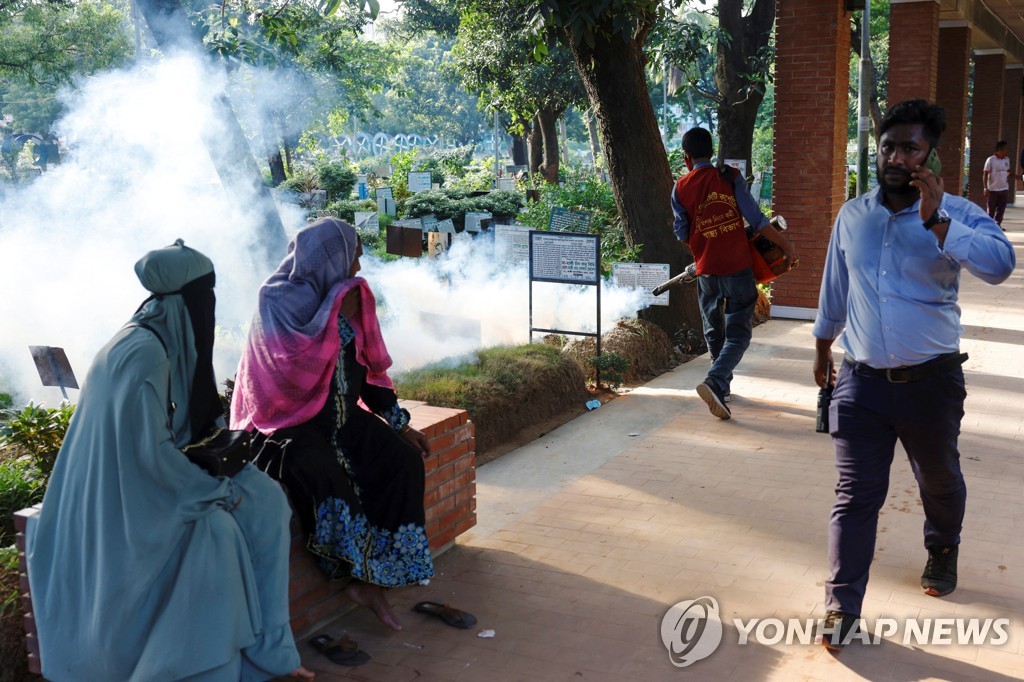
[923, 147, 942, 176]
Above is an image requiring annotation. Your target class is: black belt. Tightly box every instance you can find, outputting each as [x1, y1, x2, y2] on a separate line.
[845, 352, 968, 384]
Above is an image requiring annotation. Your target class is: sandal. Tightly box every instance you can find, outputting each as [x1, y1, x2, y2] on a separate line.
[413, 601, 478, 629]
[308, 633, 371, 666]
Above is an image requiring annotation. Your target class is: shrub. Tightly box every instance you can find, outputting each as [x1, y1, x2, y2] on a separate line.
[403, 189, 465, 223]
[446, 164, 496, 192]
[0, 402, 75, 481]
[278, 169, 318, 194]
[315, 161, 357, 201]
[518, 164, 637, 273]
[588, 352, 631, 389]
[467, 190, 523, 217]
[324, 199, 377, 222]
[0, 456, 45, 546]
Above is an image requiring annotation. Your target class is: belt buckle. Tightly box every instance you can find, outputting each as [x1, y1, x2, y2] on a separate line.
[885, 367, 909, 384]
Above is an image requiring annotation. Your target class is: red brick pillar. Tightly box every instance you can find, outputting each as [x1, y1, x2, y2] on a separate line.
[1003, 66, 1023, 204]
[969, 52, 1007, 207]
[770, 0, 850, 318]
[887, 0, 940, 105]
[936, 22, 972, 198]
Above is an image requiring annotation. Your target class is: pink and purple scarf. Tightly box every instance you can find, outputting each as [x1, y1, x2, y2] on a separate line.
[230, 218, 394, 434]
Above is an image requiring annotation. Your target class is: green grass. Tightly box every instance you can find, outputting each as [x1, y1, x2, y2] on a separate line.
[395, 344, 566, 412]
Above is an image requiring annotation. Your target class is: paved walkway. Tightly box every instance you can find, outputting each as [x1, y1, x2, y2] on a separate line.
[302, 206, 1024, 681]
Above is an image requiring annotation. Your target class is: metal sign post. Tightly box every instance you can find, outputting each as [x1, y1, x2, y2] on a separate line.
[28, 346, 78, 400]
[527, 231, 602, 385]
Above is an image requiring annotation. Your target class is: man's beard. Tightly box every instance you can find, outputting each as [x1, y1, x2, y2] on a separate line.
[876, 166, 918, 196]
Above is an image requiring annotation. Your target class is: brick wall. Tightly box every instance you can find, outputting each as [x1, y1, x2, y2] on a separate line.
[1002, 67, 1023, 200]
[771, 0, 851, 314]
[937, 23, 972, 197]
[969, 52, 1007, 206]
[887, 1, 940, 106]
[15, 402, 476, 673]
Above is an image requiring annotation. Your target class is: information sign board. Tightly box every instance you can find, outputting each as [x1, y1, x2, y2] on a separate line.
[548, 207, 592, 233]
[494, 224, 531, 263]
[529, 232, 599, 285]
[612, 262, 671, 307]
[408, 171, 433, 193]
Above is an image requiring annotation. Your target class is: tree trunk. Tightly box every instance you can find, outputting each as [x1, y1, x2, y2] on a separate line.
[528, 117, 543, 176]
[568, 23, 700, 337]
[715, 0, 775, 180]
[511, 133, 529, 166]
[267, 151, 286, 186]
[851, 21, 883, 135]
[536, 107, 562, 184]
[585, 108, 603, 169]
[134, 0, 287, 267]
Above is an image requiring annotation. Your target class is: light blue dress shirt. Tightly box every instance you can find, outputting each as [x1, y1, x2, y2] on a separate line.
[671, 161, 769, 242]
[813, 187, 1015, 368]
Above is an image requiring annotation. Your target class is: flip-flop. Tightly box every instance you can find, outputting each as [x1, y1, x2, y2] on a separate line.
[413, 601, 478, 629]
[308, 634, 371, 666]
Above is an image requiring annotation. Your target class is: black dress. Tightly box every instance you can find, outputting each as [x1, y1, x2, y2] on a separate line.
[253, 314, 434, 586]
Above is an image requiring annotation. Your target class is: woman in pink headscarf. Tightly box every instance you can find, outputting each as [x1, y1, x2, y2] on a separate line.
[231, 218, 433, 631]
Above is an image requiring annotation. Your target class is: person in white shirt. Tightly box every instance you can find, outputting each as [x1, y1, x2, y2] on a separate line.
[983, 140, 1011, 228]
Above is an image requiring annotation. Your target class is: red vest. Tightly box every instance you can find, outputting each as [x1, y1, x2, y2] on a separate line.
[674, 166, 752, 276]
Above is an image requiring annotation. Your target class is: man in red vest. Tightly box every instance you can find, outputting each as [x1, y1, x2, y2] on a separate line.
[671, 127, 797, 419]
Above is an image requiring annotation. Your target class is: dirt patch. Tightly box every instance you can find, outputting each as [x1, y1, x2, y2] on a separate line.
[468, 354, 590, 456]
[560, 318, 681, 385]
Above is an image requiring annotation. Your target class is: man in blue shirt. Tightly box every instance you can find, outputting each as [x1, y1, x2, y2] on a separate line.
[812, 100, 1015, 650]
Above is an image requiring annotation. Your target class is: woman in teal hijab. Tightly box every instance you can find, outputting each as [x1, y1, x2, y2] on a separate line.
[26, 240, 315, 681]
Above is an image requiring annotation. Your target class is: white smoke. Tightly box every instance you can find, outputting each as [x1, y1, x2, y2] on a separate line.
[362, 234, 649, 374]
[0, 53, 650, 406]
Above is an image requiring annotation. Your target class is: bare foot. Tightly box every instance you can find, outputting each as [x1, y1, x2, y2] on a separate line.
[345, 581, 402, 631]
[289, 664, 315, 680]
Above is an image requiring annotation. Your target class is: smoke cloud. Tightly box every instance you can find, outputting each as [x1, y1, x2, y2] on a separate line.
[0, 53, 650, 407]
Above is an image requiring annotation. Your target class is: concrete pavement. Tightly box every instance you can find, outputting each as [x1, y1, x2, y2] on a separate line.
[300, 204, 1024, 681]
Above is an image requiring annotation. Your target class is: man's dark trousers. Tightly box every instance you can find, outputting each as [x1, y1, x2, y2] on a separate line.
[987, 189, 1009, 225]
[824, 361, 967, 616]
[697, 266, 757, 394]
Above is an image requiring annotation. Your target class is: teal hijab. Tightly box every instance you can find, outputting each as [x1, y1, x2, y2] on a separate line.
[26, 240, 283, 680]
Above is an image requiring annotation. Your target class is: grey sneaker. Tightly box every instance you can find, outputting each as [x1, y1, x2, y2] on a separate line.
[921, 545, 958, 597]
[696, 381, 731, 420]
[723, 391, 731, 403]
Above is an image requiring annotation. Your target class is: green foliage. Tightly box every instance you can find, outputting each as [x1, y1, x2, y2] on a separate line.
[0, 0, 134, 133]
[0, 401, 74, 481]
[589, 351, 630, 389]
[403, 188, 465, 222]
[0, 394, 12, 411]
[315, 161, 357, 201]
[451, 1, 585, 134]
[368, 34, 486, 145]
[518, 164, 638, 273]
[279, 167, 319, 194]
[0, 455, 45, 547]
[388, 148, 419, 200]
[325, 198, 377, 221]
[468, 189, 522, 217]
[446, 163, 495, 192]
[667, 147, 687, 178]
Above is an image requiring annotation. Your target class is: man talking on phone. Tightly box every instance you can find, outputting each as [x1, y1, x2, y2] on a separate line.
[812, 100, 1015, 650]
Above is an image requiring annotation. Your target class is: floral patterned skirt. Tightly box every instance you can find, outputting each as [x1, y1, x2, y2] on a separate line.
[253, 408, 434, 587]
